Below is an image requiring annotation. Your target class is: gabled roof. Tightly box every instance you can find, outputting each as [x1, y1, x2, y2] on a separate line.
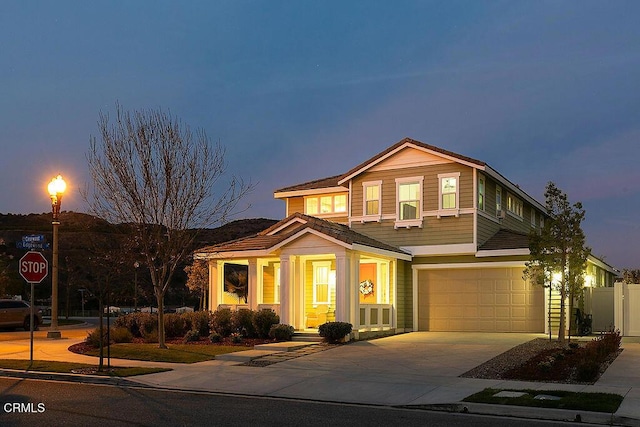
[196, 212, 411, 260]
[338, 137, 485, 185]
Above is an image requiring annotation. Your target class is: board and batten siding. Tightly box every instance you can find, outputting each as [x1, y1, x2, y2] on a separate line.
[395, 260, 412, 330]
[286, 196, 304, 216]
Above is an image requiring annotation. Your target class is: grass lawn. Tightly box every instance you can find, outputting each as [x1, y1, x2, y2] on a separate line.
[464, 388, 623, 413]
[0, 359, 170, 377]
[82, 343, 248, 363]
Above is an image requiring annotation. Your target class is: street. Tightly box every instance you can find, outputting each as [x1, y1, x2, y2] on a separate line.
[0, 377, 582, 427]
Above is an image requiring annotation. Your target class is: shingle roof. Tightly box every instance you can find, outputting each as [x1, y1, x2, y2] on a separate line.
[479, 229, 530, 251]
[197, 212, 409, 256]
[274, 175, 344, 193]
[273, 138, 486, 194]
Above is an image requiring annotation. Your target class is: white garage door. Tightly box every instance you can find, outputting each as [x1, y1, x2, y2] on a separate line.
[417, 267, 544, 332]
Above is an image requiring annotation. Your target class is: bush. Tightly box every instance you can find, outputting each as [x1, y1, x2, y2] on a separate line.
[253, 309, 280, 338]
[142, 329, 158, 343]
[209, 332, 222, 343]
[232, 309, 256, 337]
[164, 313, 187, 338]
[183, 311, 211, 337]
[111, 326, 133, 343]
[210, 308, 233, 337]
[318, 322, 352, 343]
[85, 327, 109, 348]
[576, 359, 601, 382]
[269, 324, 295, 341]
[114, 312, 157, 338]
[183, 329, 200, 343]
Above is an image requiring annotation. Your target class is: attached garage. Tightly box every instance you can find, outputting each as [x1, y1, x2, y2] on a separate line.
[416, 266, 544, 332]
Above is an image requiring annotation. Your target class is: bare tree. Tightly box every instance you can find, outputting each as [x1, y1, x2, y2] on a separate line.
[85, 103, 251, 348]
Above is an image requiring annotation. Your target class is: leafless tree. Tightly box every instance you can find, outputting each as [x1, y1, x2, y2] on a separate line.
[85, 103, 251, 348]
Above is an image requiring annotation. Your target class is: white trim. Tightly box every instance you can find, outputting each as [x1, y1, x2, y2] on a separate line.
[352, 243, 412, 261]
[437, 172, 461, 212]
[473, 169, 478, 249]
[476, 248, 530, 257]
[362, 180, 383, 221]
[412, 260, 527, 270]
[412, 266, 419, 331]
[266, 217, 308, 235]
[424, 208, 474, 217]
[338, 141, 484, 185]
[274, 186, 347, 199]
[395, 176, 424, 227]
[484, 166, 547, 213]
[273, 228, 351, 252]
[199, 249, 271, 259]
[400, 243, 476, 256]
[588, 255, 619, 274]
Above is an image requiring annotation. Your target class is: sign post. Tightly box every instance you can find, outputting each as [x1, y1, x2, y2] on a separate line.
[19, 251, 49, 367]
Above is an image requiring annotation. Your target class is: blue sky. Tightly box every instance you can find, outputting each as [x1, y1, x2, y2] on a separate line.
[1, 1, 639, 268]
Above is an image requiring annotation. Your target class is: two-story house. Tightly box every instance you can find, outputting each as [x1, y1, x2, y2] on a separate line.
[196, 138, 617, 338]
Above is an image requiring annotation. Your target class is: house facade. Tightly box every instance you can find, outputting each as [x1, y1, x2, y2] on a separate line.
[195, 138, 617, 337]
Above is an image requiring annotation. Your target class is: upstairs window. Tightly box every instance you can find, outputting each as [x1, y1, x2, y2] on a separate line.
[478, 175, 485, 211]
[507, 193, 523, 218]
[362, 181, 381, 217]
[398, 182, 420, 220]
[305, 194, 347, 215]
[530, 209, 536, 227]
[496, 186, 502, 213]
[438, 173, 460, 212]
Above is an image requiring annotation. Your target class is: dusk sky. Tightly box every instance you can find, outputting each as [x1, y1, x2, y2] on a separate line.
[1, 1, 639, 269]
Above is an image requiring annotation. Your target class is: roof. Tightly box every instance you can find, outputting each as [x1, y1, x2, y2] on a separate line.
[479, 229, 530, 251]
[274, 175, 344, 194]
[197, 212, 410, 258]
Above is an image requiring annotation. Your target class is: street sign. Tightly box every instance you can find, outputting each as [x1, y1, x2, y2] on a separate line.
[19, 251, 48, 284]
[18, 235, 49, 250]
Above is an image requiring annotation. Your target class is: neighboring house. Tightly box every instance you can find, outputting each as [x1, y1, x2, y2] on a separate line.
[195, 138, 617, 337]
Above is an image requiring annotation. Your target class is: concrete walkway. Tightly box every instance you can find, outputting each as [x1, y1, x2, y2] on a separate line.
[1, 325, 639, 425]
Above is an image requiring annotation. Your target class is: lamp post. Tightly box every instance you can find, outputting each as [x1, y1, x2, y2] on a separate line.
[134, 261, 139, 312]
[47, 174, 66, 339]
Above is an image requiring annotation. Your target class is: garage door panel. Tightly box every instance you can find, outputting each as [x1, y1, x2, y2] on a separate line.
[417, 267, 544, 332]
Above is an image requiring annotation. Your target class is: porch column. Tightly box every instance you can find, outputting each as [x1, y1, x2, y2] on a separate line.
[350, 253, 360, 329]
[209, 260, 219, 311]
[335, 253, 351, 323]
[280, 256, 292, 325]
[248, 259, 258, 310]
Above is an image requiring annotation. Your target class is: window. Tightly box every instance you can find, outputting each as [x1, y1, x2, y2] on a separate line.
[507, 193, 523, 217]
[478, 175, 485, 210]
[362, 181, 381, 217]
[398, 182, 420, 220]
[305, 194, 347, 215]
[438, 172, 460, 212]
[496, 186, 502, 213]
[531, 209, 536, 227]
[313, 262, 334, 305]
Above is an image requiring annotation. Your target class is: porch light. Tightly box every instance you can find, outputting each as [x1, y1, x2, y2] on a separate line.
[584, 274, 594, 287]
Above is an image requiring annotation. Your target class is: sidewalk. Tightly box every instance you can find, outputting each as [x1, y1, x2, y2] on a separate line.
[1, 327, 639, 426]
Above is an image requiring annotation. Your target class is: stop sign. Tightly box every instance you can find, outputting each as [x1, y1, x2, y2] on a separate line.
[19, 251, 48, 283]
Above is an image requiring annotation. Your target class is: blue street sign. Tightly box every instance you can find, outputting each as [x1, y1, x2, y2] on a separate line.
[22, 235, 46, 243]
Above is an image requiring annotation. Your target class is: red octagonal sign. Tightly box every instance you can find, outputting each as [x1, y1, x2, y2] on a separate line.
[19, 251, 48, 283]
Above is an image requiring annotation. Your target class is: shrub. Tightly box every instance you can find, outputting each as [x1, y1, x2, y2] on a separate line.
[111, 326, 133, 343]
[269, 324, 295, 341]
[210, 308, 233, 337]
[183, 329, 200, 343]
[86, 327, 109, 348]
[231, 332, 242, 343]
[184, 311, 211, 337]
[114, 312, 157, 338]
[253, 309, 280, 338]
[318, 322, 352, 343]
[209, 332, 222, 343]
[142, 329, 158, 343]
[232, 309, 256, 337]
[164, 313, 187, 338]
[576, 359, 601, 382]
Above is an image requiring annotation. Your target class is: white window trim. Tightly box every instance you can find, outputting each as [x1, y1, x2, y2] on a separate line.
[312, 261, 333, 305]
[477, 174, 485, 211]
[437, 172, 461, 218]
[361, 180, 382, 222]
[506, 193, 524, 220]
[394, 176, 424, 228]
[530, 209, 536, 228]
[304, 194, 348, 216]
[496, 186, 503, 217]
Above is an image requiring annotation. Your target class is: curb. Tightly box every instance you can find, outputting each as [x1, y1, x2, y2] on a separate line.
[0, 368, 149, 388]
[404, 402, 640, 427]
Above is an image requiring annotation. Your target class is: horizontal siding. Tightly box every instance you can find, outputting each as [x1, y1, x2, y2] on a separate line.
[477, 215, 501, 246]
[395, 260, 411, 330]
[287, 197, 304, 216]
[352, 214, 473, 247]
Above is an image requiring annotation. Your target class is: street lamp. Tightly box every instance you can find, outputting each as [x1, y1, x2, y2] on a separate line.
[47, 174, 66, 339]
